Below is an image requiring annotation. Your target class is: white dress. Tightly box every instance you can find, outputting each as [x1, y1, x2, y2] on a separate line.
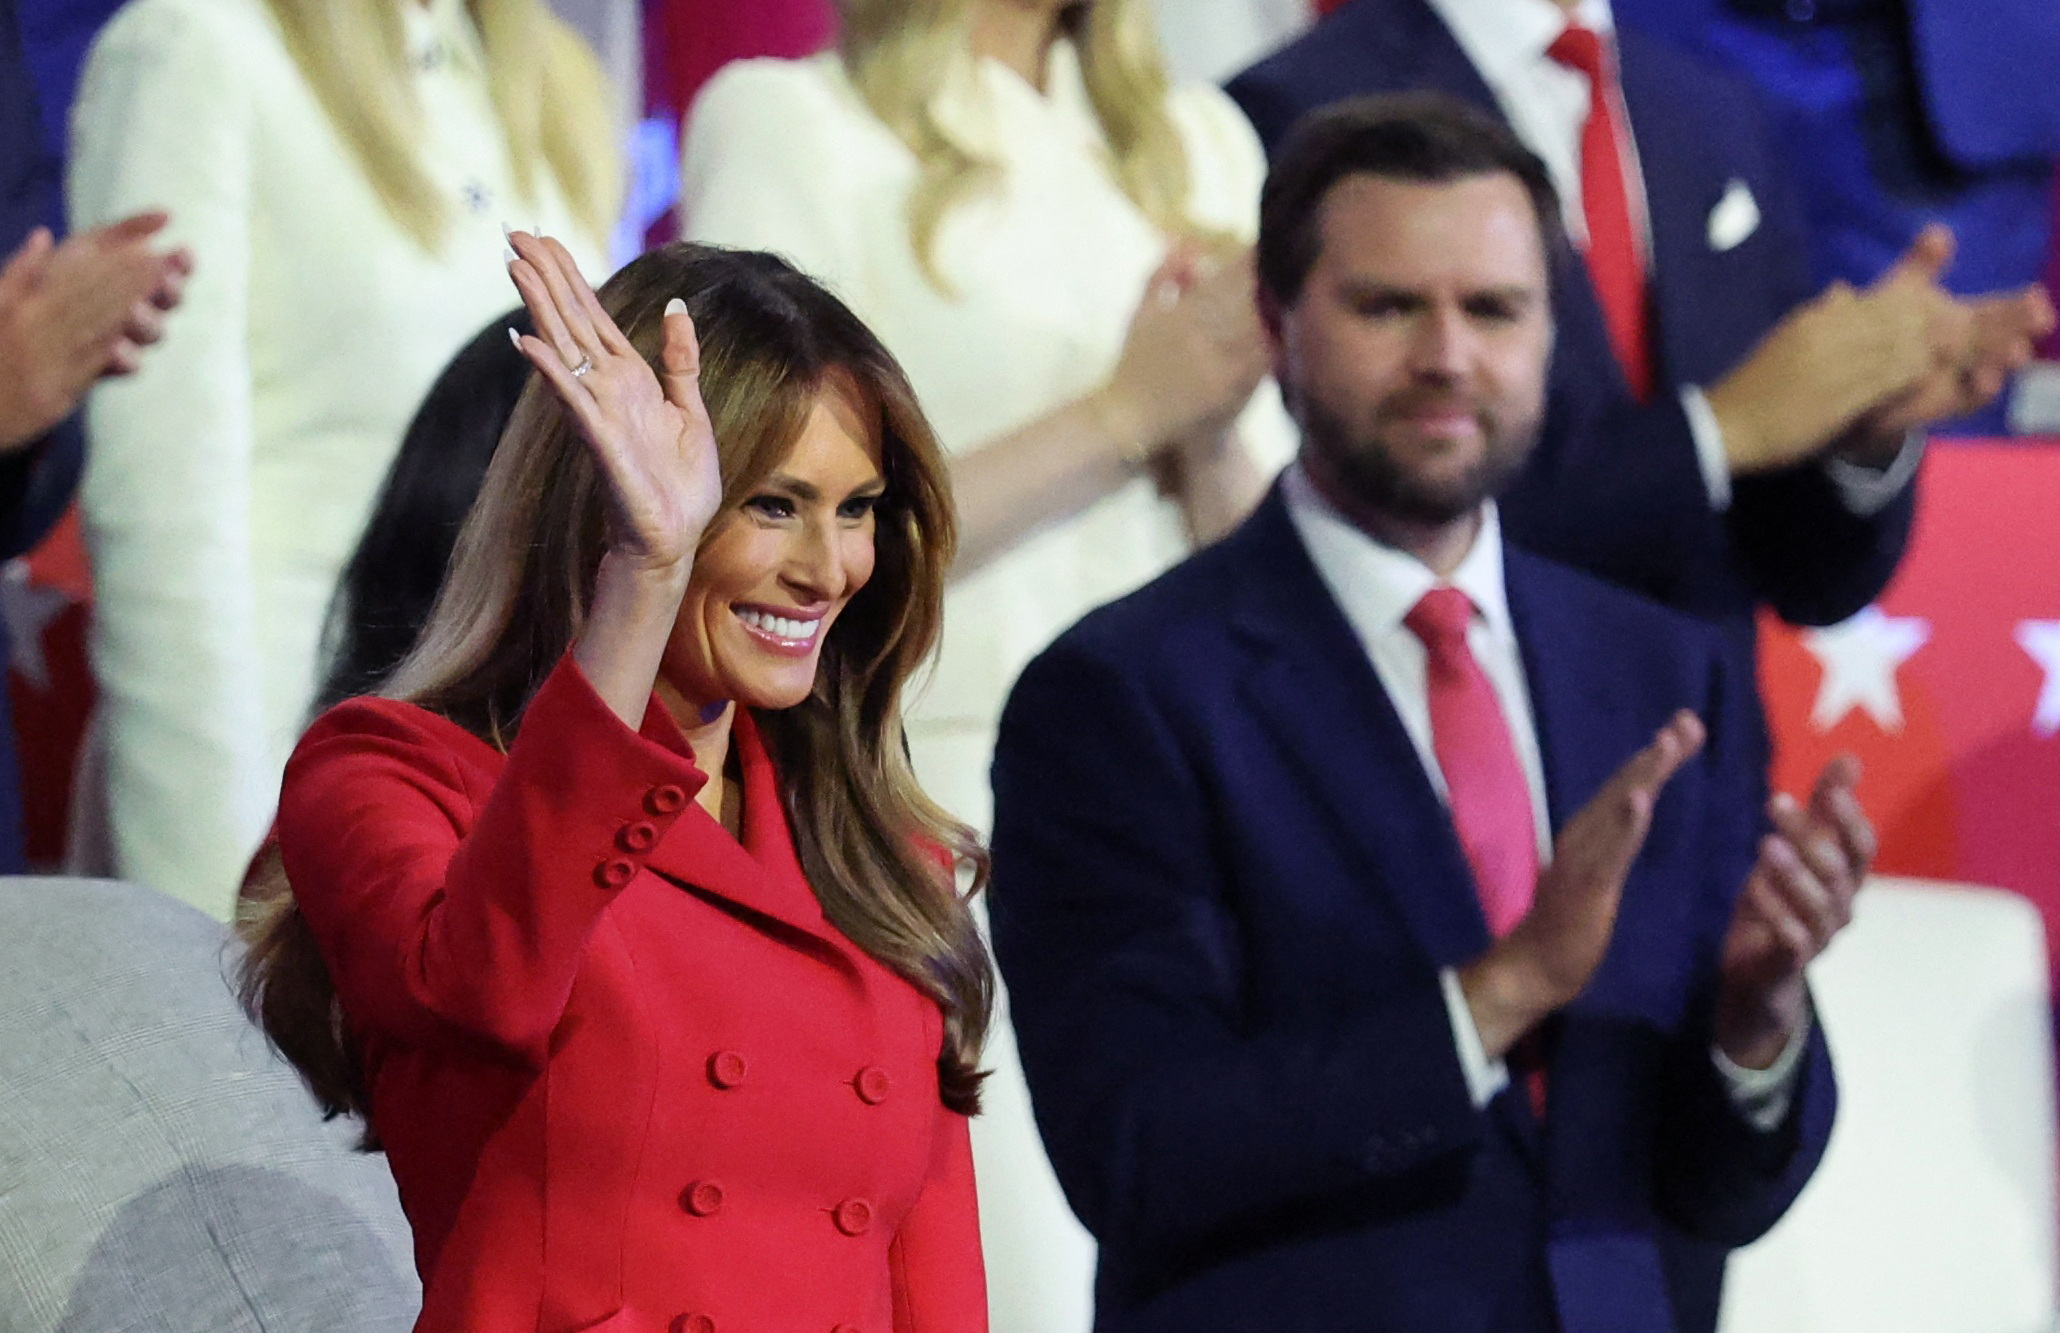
[679, 45, 1291, 1333]
[68, 0, 605, 921]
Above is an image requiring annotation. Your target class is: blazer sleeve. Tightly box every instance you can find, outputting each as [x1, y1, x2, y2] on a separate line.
[888, 1104, 989, 1333]
[1651, 637, 1838, 1244]
[989, 636, 1484, 1271]
[679, 59, 865, 296]
[68, 0, 269, 917]
[1720, 86, 1914, 630]
[277, 656, 707, 1065]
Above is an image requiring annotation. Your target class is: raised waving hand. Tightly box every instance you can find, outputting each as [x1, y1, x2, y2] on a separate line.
[506, 230, 723, 572]
[504, 230, 724, 724]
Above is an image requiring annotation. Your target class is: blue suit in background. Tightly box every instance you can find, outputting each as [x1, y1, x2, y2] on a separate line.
[989, 489, 1837, 1333]
[1227, 0, 1916, 763]
[1613, 0, 2060, 433]
[0, 0, 84, 872]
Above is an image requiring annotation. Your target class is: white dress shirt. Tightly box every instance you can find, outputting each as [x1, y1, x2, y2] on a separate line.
[1424, 0, 1919, 516]
[69, 0, 604, 919]
[1280, 464, 1804, 1127]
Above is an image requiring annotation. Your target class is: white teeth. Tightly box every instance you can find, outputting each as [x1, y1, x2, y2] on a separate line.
[737, 608, 821, 640]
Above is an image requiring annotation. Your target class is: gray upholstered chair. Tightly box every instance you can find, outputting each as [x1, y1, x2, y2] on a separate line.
[0, 877, 419, 1332]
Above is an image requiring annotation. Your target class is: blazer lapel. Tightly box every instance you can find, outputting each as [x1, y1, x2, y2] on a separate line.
[1505, 552, 1626, 836]
[1227, 492, 1493, 970]
[640, 709, 838, 948]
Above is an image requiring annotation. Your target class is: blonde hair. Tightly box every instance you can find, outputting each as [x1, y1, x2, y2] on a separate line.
[261, 0, 620, 250]
[838, 0, 1202, 287]
[241, 245, 994, 1141]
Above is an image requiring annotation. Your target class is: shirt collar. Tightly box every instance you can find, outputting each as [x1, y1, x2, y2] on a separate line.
[1424, 0, 1616, 88]
[1280, 462, 1513, 645]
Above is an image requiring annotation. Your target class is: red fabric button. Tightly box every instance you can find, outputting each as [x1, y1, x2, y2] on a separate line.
[832, 1197, 873, 1236]
[681, 1181, 725, 1217]
[671, 1316, 715, 1333]
[596, 858, 636, 889]
[646, 783, 689, 814]
[707, 1051, 748, 1089]
[618, 820, 659, 852]
[853, 1067, 890, 1104]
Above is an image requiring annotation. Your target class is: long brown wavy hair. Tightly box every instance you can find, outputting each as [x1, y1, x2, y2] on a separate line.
[239, 243, 993, 1144]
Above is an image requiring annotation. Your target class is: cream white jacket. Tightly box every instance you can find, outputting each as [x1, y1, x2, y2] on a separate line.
[69, 0, 604, 919]
[682, 47, 1293, 835]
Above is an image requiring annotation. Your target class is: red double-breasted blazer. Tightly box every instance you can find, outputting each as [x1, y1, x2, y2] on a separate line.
[276, 655, 987, 1333]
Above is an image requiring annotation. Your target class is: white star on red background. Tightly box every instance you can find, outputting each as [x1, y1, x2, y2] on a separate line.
[2016, 620, 2060, 739]
[1802, 607, 1931, 733]
[0, 558, 71, 692]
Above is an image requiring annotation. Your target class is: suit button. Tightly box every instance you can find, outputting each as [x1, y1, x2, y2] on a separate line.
[707, 1050, 748, 1089]
[832, 1197, 874, 1236]
[618, 820, 659, 852]
[681, 1181, 725, 1217]
[671, 1317, 715, 1333]
[596, 857, 636, 889]
[646, 783, 689, 815]
[853, 1066, 890, 1104]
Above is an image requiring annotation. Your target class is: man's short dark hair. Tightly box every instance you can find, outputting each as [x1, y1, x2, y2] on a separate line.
[1257, 92, 1567, 304]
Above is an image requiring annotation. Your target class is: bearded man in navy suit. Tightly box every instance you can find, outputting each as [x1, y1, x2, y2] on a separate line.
[1226, 0, 2054, 771]
[990, 97, 1870, 1333]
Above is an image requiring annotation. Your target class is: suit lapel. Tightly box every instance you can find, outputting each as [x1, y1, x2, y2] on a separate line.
[640, 709, 838, 947]
[1228, 492, 1493, 970]
[1505, 552, 1627, 836]
[1618, 28, 1720, 396]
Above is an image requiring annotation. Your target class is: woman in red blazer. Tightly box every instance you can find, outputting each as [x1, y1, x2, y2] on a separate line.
[239, 237, 992, 1333]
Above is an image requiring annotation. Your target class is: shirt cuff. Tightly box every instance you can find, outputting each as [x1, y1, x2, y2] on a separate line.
[1711, 1001, 1814, 1133]
[1821, 431, 1924, 517]
[1680, 385, 1735, 512]
[1440, 967, 1509, 1108]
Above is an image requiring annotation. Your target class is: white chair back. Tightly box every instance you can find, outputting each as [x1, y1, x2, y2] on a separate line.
[1718, 877, 2057, 1333]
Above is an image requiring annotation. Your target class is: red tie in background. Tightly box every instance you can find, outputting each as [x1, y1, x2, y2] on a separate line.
[1405, 588, 1539, 937]
[1548, 23, 1654, 402]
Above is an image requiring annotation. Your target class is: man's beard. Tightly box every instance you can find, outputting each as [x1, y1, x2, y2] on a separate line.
[1300, 388, 1539, 526]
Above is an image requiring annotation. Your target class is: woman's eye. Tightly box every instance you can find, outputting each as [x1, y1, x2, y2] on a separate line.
[744, 495, 796, 520]
[838, 495, 881, 521]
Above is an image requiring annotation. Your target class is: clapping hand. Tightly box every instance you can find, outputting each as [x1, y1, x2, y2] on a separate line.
[1714, 756, 1874, 1069]
[0, 211, 192, 452]
[504, 230, 725, 727]
[1460, 711, 1706, 1059]
[505, 230, 723, 574]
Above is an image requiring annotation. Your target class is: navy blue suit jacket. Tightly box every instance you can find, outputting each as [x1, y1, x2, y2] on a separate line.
[0, 0, 82, 871]
[1226, 0, 1915, 749]
[1614, 0, 2060, 431]
[989, 490, 1836, 1333]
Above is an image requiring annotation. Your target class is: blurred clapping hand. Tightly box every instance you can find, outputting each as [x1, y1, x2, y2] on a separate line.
[0, 210, 192, 452]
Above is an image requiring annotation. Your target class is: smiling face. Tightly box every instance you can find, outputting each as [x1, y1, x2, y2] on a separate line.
[662, 377, 888, 713]
[1272, 171, 1554, 528]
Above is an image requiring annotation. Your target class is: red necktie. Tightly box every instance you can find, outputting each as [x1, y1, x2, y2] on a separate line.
[1548, 23, 1654, 402]
[1404, 588, 1539, 937]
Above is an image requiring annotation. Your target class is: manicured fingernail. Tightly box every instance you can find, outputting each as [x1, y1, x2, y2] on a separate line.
[507, 327, 521, 350]
[501, 221, 515, 240]
[503, 245, 517, 266]
[664, 298, 688, 317]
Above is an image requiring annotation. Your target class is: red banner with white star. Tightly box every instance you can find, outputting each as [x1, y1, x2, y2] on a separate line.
[1759, 441, 2060, 977]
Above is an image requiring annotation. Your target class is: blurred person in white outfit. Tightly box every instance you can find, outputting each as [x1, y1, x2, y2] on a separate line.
[67, 0, 618, 919]
[680, 3, 1294, 1329]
